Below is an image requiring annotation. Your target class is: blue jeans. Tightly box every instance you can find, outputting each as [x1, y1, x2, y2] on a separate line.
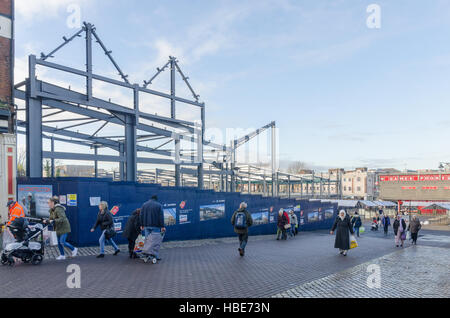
[355, 226, 360, 237]
[99, 230, 119, 254]
[238, 232, 248, 250]
[143, 227, 161, 257]
[57, 233, 75, 256]
[291, 224, 296, 236]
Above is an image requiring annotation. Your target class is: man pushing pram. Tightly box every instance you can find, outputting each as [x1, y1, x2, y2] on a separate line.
[137, 195, 166, 264]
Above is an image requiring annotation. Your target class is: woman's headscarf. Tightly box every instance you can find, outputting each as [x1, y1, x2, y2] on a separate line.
[339, 210, 346, 221]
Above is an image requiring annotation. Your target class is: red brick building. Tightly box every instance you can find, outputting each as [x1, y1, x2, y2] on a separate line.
[379, 172, 450, 202]
[0, 0, 13, 133]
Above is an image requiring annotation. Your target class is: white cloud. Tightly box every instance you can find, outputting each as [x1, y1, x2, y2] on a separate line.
[16, 0, 89, 22]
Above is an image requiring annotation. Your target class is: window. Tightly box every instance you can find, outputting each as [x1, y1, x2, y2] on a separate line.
[357, 177, 361, 182]
[357, 186, 361, 191]
[344, 186, 347, 191]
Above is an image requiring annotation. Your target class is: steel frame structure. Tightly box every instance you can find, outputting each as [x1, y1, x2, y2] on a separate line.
[14, 22, 230, 187]
[13, 21, 338, 197]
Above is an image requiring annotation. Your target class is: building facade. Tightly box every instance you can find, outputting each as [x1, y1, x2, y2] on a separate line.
[379, 171, 450, 201]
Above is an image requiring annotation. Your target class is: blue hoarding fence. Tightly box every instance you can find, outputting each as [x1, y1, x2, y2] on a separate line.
[17, 177, 338, 247]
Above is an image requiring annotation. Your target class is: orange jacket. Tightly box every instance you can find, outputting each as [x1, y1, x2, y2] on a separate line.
[7, 202, 25, 225]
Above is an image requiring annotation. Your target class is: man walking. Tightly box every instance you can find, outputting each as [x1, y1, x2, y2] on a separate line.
[231, 202, 253, 257]
[351, 212, 362, 237]
[382, 214, 391, 236]
[140, 195, 165, 260]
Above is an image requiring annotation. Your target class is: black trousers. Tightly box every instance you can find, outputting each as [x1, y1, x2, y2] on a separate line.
[411, 232, 418, 243]
[127, 235, 138, 254]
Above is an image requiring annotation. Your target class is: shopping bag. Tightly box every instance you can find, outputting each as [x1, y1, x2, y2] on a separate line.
[284, 224, 290, 230]
[350, 235, 358, 249]
[401, 231, 406, 241]
[359, 226, 365, 234]
[49, 231, 58, 246]
[2, 228, 16, 250]
[134, 234, 145, 252]
[406, 231, 411, 240]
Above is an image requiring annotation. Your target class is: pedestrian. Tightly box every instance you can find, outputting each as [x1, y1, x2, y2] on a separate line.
[47, 196, 78, 260]
[393, 214, 407, 247]
[382, 214, 391, 236]
[139, 195, 165, 261]
[370, 217, 378, 231]
[6, 200, 25, 226]
[407, 215, 422, 245]
[330, 210, 354, 256]
[90, 201, 120, 258]
[231, 202, 253, 256]
[123, 208, 142, 258]
[276, 209, 288, 240]
[351, 212, 362, 237]
[290, 210, 298, 237]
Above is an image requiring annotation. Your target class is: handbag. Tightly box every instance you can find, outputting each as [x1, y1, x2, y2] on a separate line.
[284, 224, 291, 230]
[105, 226, 116, 240]
[400, 231, 406, 241]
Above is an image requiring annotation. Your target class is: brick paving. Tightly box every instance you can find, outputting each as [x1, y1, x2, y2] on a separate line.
[0, 229, 448, 298]
[272, 245, 450, 298]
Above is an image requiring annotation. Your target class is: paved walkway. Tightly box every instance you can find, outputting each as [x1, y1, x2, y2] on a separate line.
[273, 245, 450, 298]
[0, 229, 448, 298]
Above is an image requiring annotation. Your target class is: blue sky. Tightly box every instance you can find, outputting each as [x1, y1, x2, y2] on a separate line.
[14, 0, 450, 171]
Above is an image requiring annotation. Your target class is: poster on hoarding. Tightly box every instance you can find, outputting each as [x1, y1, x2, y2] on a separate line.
[252, 210, 269, 226]
[163, 203, 177, 226]
[325, 208, 334, 219]
[200, 200, 225, 221]
[67, 194, 77, 206]
[179, 200, 192, 224]
[17, 185, 53, 218]
[307, 210, 319, 222]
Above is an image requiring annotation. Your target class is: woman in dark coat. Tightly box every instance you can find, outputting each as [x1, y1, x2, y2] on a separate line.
[393, 215, 407, 247]
[330, 210, 354, 256]
[90, 201, 120, 258]
[277, 209, 289, 240]
[123, 208, 141, 258]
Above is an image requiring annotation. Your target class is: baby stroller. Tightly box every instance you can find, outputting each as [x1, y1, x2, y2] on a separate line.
[370, 218, 379, 231]
[137, 231, 165, 264]
[1, 218, 47, 266]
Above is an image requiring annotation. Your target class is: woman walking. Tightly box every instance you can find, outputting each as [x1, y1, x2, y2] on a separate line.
[330, 210, 354, 256]
[407, 215, 421, 245]
[123, 208, 142, 258]
[48, 196, 78, 260]
[277, 209, 288, 240]
[90, 201, 120, 258]
[393, 215, 407, 247]
[290, 210, 298, 237]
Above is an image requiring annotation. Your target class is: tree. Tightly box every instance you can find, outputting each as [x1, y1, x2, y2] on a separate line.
[43, 160, 51, 177]
[287, 161, 309, 174]
[17, 148, 26, 177]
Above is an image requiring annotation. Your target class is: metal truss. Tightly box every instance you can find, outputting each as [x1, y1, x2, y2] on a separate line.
[13, 21, 338, 197]
[14, 21, 230, 187]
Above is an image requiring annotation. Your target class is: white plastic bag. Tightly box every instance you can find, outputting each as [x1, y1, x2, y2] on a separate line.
[2, 228, 15, 249]
[406, 231, 411, 240]
[48, 231, 58, 246]
[350, 235, 358, 249]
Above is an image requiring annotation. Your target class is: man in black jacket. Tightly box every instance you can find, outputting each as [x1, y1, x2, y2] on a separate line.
[140, 195, 165, 259]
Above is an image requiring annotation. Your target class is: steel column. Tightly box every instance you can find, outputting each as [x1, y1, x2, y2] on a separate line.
[26, 58, 43, 177]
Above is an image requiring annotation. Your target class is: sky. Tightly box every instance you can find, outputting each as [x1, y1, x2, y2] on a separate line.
[13, 0, 450, 172]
